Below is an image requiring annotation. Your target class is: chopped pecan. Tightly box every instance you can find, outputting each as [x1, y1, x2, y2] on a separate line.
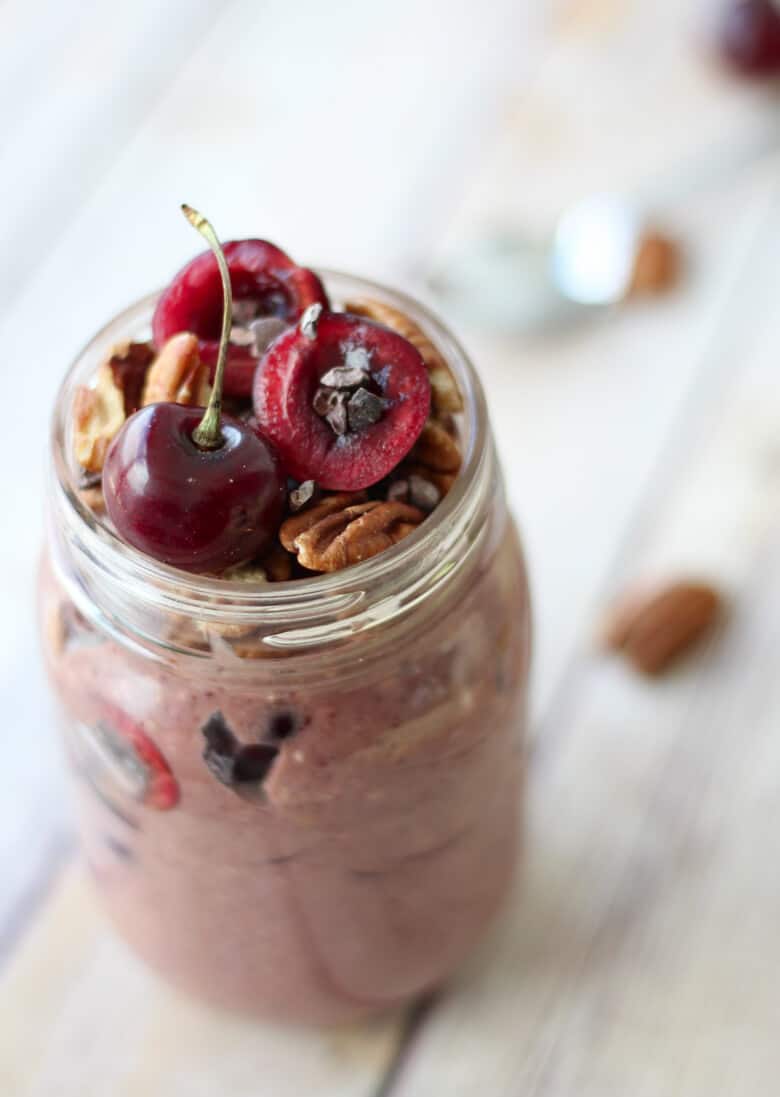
[142, 333, 211, 407]
[602, 579, 724, 676]
[222, 562, 268, 584]
[410, 420, 462, 473]
[260, 541, 293, 582]
[73, 364, 126, 472]
[279, 493, 366, 552]
[106, 341, 155, 414]
[345, 298, 463, 413]
[289, 499, 424, 572]
[78, 484, 105, 514]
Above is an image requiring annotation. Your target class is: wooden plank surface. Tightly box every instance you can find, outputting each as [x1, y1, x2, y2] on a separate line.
[387, 181, 780, 1097]
[0, 870, 403, 1097]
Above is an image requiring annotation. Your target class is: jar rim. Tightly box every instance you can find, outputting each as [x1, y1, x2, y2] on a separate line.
[49, 271, 494, 651]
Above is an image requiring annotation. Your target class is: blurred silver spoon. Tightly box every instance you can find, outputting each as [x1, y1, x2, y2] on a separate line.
[428, 117, 780, 333]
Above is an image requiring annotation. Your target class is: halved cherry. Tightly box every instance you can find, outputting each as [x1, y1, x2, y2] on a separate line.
[152, 239, 329, 396]
[253, 307, 431, 491]
[100, 704, 180, 811]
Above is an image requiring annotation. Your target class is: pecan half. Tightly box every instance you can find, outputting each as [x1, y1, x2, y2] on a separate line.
[73, 364, 126, 472]
[279, 493, 366, 552]
[345, 298, 463, 413]
[410, 419, 462, 473]
[142, 332, 211, 407]
[285, 499, 424, 572]
[602, 579, 724, 676]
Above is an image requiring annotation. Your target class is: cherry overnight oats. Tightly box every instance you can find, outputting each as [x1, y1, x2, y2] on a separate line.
[39, 215, 530, 1024]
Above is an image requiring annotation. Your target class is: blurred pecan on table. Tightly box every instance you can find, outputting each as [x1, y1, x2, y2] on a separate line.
[602, 579, 725, 676]
[627, 230, 681, 297]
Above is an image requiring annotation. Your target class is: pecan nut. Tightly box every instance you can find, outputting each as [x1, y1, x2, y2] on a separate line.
[279, 493, 366, 552]
[345, 298, 463, 413]
[602, 579, 724, 676]
[73, 364, 126, 472]
[283, 499, 424, 572]
[142, 332, 211, 407]
[409, 419, 462, 474]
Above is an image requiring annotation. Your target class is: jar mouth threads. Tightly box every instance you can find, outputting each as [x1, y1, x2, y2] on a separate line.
[48, 274, 496, 659]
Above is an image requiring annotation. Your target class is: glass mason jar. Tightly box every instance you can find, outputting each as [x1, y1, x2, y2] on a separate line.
[39, 273, 531, 1025]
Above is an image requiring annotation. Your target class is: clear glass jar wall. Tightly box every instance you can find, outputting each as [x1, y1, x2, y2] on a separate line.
[39, 274, 531, 1023]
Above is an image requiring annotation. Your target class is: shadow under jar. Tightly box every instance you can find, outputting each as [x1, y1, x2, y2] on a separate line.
[39, 273, 531, 1025]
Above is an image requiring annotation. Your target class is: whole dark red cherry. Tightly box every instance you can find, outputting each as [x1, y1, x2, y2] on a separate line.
[253, 306, 431, 491]
[103, 404, 285, 573]
[104, 206, 286, 574]
[719, 0, 780, 75]
[152, 239, 329, 397]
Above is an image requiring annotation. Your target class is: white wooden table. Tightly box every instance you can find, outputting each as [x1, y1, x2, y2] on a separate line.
[4, 2, 780, 1093]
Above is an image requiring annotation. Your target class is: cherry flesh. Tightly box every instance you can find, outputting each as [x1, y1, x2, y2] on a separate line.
[104, 404, 285, 573]
[719, 0, 780, 75]
[152, 240, 329, 397]
[253, 310, 431, 491]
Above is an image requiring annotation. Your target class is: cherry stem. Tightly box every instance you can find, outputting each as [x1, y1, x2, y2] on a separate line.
[181, 204, 232, 450]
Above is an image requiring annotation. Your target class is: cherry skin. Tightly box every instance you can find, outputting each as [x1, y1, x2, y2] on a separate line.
[719, 0, 780, 76]
[103, 403, 285, 573]
[253, 310, 431, 491]
[152, 240, 329, 397]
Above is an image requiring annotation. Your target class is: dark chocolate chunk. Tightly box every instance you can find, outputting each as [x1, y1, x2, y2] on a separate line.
[386, 478, 410, 504]
[232, 743, 278, 784]
[347, 387, 386, 432]
[408, 474, 441, 512]
[107, 341, 155, 415]
[319, 364, 370, 389]
[201, 711, 237, 754]
[248, 316, 289, 357]
[289, 480, 320, 513]
[268, 708, 307, 741]
[201, 711, 280, 794]
[313, 387, 349, 436]
[201, 711, 239, 785]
